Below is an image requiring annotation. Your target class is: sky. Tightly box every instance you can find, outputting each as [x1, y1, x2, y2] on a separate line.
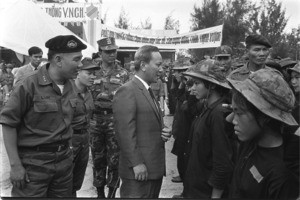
[100, 0, 300, 34]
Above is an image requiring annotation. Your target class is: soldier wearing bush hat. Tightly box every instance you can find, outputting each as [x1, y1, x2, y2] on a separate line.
[0, 35, 86, 197]
[226, 68, 299, 199]
[90, 37, 129, 198]
[228, 34, 272, 81]
[288, 63, 300, 126]
[181, 59, 234, 198]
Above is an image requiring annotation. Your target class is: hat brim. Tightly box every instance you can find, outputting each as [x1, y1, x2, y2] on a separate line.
[80, 65, 100, 71]
[227, 78, 298, 126]
[183, 71, 231, 89]
[287, 68, 300, 74]
[100, 45, 118, 50]
[280, 61, 297, 68]
[215, 54, 231, 57]
[173, 66, 190, 70]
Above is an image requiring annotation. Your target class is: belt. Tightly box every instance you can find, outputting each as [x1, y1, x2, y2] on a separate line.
[19, 142, 69, 152]
[94, 109, 113, 115]
[73, 129, 88, 134]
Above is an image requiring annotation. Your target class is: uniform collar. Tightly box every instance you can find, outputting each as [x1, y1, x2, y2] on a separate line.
[37, 63, 52, 85]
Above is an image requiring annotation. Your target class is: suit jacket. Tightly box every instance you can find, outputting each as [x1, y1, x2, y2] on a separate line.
[113, 76, 165, 180]
[14, 63, 40, 86]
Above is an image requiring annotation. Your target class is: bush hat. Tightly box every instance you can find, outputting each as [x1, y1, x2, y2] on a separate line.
[227, 68, 297, 126]
[183, 59, 231, 89]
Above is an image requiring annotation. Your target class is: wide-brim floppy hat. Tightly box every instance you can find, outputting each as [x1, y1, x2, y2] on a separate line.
[183, 59, 231, 89]
[227, 68, 298, 126]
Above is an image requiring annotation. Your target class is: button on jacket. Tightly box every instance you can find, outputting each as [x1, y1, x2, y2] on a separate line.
[0, 64, 77, 147]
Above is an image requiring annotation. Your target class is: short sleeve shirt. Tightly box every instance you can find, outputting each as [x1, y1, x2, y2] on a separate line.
[90, 63, 129, 109]
[0, 64, 77, 147]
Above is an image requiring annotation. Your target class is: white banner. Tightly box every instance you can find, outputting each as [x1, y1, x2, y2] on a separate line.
[101, 24, 223, 49]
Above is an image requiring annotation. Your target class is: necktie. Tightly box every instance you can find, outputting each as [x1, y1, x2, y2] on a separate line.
[34, 67, 38, 71]
[148, 88, 159, 112]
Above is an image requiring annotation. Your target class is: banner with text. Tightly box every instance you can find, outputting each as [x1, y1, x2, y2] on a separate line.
[38, 3, 100, 22]
[101, 24, 223, 49]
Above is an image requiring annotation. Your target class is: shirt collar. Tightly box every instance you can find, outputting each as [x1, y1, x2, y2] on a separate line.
[135, 75, 150, 90]
[37, 63, 52, 85]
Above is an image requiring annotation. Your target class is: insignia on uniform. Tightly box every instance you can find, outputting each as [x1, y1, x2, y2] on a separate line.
[67, 40, 78, 48]
[249, 165, 264, 183]
[107, 38, 112, 45]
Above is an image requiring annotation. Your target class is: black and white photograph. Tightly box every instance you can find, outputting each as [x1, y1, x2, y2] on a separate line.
[0, 0, 299, 198]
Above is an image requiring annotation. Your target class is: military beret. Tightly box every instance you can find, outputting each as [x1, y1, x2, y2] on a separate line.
[214, 45, 232, 57]
[80, 57, 100, 70]
[45, 35, 87, 53]
[245, 34, 272, 48]
[97, 37, 118, 50]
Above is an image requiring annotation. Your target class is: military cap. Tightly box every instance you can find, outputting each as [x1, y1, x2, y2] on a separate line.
[214, 45, 232, 57]
[80, 57, 100, 70]
[183, 59, 231, 89]
[278, 57, 297, 68]
[6, 64, 14, 68]
[287, 62, 300, 74]
[227, 68, 297, 126]
[45, 35, 87, 53]
[97, 37, 118, 50]
[265, 58, 281, 71]
[245, 34, 272, 48]
[173, 57, 191, 70]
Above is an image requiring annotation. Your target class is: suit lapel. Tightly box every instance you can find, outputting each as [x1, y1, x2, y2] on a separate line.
[133, 77, 162, 124]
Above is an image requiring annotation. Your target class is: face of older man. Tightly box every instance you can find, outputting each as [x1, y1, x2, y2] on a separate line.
[144, 52, 162, 85]
[247, 44, 270, 67]
[59, 52, 83, 80]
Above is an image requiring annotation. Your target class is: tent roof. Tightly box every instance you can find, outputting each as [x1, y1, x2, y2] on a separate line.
[0, 0, 96, 58]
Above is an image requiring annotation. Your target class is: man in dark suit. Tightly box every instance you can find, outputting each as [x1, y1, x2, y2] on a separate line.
[113, 45, 170, 198]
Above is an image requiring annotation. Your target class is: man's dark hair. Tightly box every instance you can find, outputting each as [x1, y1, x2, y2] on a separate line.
[134, 45, 159, 71]
[28, 46, 43, 56]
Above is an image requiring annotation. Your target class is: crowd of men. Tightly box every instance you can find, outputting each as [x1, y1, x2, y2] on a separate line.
[0, 33, 299, 199]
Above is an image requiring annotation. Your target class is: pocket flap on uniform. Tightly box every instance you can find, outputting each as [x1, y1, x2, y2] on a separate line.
[34, 101, 58, 112]
[69, 98, 78, 108]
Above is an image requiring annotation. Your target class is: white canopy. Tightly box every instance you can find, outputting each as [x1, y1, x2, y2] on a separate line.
[0, 0, 96, 58]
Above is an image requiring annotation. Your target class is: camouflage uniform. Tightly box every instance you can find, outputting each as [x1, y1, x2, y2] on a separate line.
[90, 63, 129, 189]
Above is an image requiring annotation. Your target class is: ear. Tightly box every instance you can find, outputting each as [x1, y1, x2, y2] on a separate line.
[141, 61, 146, 72]
[54, 55, 62, 67]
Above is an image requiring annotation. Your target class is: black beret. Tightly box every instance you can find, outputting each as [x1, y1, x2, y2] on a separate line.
[245, 34, 272, 48]
[80, 57, 100, 70]
[97, 37, 118, 50]
[45, 35, 87, 53]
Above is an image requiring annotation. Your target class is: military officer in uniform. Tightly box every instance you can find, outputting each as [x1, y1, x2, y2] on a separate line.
[0, 35, 86, 197]
[228, 34, 272, 81]
[214, 45, 233, 75]
[71, 58, 100, 197]
[90, 37, 129, 198]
